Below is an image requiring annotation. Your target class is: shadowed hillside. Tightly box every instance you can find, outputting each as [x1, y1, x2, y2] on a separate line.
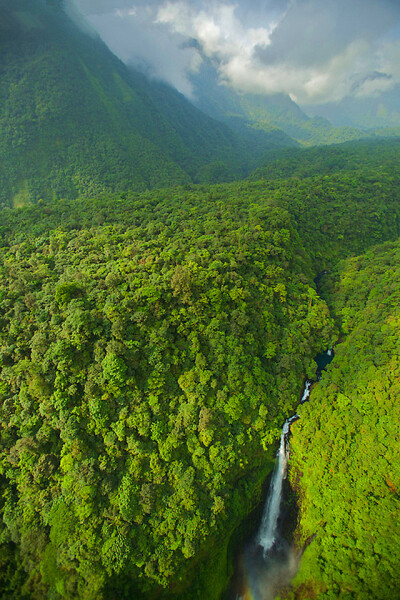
[0, 0, 286, 207]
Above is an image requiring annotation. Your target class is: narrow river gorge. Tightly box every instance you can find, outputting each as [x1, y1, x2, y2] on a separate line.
[228, 350, 334, 600]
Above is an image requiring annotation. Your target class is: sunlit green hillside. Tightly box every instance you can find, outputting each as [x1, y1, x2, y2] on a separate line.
[289, 240, 400, 599]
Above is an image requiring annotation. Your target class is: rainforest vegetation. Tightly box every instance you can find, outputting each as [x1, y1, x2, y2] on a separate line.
[1, 1, 400, 599]
[288, 240, 400, 600]
[0, 183, 335, 599]
[0, 146, 400, 598]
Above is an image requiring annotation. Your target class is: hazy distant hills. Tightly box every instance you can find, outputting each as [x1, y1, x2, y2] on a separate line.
[189, 61, 377, 146]
[0, 0, 294, 207]
[304, 83, 400, 132]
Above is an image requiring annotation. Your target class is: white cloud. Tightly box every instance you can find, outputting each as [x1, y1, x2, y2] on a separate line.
[115, 7, 137, 18]
[82, 2, 200, 96]
[72, 0, 400, 104]
[156, 2, 274, 60]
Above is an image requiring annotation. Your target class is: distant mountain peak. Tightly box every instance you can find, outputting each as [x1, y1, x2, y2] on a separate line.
[188, 58, 374, 146]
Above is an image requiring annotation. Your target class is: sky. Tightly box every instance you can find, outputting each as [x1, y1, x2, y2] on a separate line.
[70, 0, 400, 105]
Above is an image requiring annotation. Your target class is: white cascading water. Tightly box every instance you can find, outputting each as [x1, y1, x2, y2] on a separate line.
[230, 349, 335, 599]
[257, 428, 288, 553]
[300, 380, 311, 403]
[257, 413, 300, 555]
[257, 377, 313, 557]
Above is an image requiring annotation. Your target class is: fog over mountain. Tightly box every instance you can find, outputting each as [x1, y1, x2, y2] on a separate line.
[71, 0, 400, 107]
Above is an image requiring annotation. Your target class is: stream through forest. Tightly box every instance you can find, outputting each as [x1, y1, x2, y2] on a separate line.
[228, 349, 334, 600]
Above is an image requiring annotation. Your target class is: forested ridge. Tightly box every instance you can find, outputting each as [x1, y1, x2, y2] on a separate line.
[0, 144, 399, 599]
[287, 240, 400, 599]
[249, 137, 400, 183]
[2, 154, 399, 269]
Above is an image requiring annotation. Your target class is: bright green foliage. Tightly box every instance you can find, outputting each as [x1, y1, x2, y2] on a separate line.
[289, 240, 400, 599]
[0, 190, 334, 599]
[250, 137, 400, 182]
[0, 134, 399, 598]
[2, 145, 400, 270]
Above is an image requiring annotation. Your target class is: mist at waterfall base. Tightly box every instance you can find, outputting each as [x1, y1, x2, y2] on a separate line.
[229, 349, 334, 600]
[235, 422, 301, 600]
[231, 417, 303, 600]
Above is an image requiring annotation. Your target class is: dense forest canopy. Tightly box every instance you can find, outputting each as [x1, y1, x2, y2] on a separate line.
[1, 142, 399, 269]
[0, 184, 335, 599]
[288, 240, 400, 599]
[249, 138, 400, 182]
[0, 142, 399, 598]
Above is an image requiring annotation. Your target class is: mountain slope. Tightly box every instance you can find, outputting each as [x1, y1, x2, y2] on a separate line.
[289, 241, 400, 599]
[190, 61, 372, 147]
[0, 0, 276, 207]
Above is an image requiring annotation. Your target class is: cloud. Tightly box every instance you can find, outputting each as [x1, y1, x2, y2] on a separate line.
[246, 0, 400, 103]
[156, 2, 274, 61]
[71, 0, 139, 16]
[74, 1, 200, 96]
[71, 0, 400, 104]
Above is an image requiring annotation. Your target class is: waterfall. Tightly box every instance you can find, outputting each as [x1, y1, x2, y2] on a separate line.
[257, 428, 288, 553]
[228, 350, 335, 599]
[300, 380, 312, 403]
[257, 414, 298, 555]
